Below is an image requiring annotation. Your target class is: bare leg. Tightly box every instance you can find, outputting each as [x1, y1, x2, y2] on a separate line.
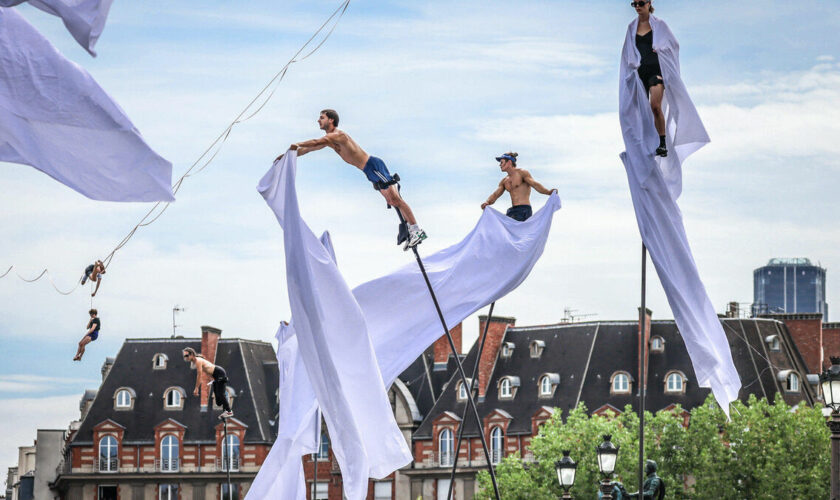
[649, 80, 665, 136]
[74, 335, 92, 361]
[380, 185, 418, 226]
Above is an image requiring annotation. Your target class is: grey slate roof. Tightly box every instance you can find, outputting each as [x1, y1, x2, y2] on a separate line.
[414, 317, 816, 439]
[72, 338, 278, 446]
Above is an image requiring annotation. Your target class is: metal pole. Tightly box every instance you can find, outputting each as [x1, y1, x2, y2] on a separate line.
[829, 411, 840, 500]
[638, 244, 647, 495]
[312, 446, 319, 500]
[224, 417, 232, 500]
[446, 302, 496, 500]
[600, 479, 614, 500]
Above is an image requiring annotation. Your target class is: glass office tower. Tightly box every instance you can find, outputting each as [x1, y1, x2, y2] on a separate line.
[753, 258, 827, 319]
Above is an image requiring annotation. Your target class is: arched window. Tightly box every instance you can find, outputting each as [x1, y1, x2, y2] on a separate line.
[611, 372, 630, 394]
[787, 372, 800, 392]
[153, 353, 168, 370]
[539, 376, 552, 396]
[164, 387, 184, 409]
[317, 433, 330, 460]
[499, 378, 512, 398]
[98, 435, 118, 472]
[439, 428, 453, 466]
[114, 388, 134, 410]
[160, 435, 179, 472]
[490, 427, 503, 464]
[665, 372, 685, 393]
[650, 336, 665, 352]
[222, 434, 240, 472]
[457, 379, 472, 401]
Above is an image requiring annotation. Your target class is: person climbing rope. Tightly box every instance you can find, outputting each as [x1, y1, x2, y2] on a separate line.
[631, 0, 667, 157]
[480, 152, 556, 221]
[80, 260, 106, 297]
[279, 109, 427, 250]
[73, 309, 100, 361]
[182, 347, 234, 419]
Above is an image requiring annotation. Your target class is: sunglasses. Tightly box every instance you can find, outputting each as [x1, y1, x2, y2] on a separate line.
[630, 1, 648, 7]
[183, 354, 190, 359]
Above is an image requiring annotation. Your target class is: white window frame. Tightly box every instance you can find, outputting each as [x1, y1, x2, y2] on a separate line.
[313, 481, 328, 500]
[160, 435, 179, 472]
[373, 481, 392, 500]
[317, 433, 330, 460]
[165, 389, 181, 408]
[787, 372, 800, 392]
[539, 376, 552, 396]
[98, 435, 118, 472]
[153, 353, 168, 370]
[222, 434, 240, 472]
[612, 372, 630, 394]
[458, 381, 468, 401]
[770, 337, 781, 351]
[490, 427, 503, 464]
[499, 378, 512, 399]
[158, 484, 178, 500]
[115, 389, 132, 409]
[665, 372, 684, 393]
[439, 428, 453, 466]
[650, 336, 664, 352]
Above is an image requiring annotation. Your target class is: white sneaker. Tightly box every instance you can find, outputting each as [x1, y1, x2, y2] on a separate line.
[404, 229, 427, 251]
[220, 411, 233, 419]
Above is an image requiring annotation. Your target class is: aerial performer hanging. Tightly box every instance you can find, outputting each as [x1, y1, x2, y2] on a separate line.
[481, 152, 557, 221]
[630, 0, 668, 157]
[182, 347, 234, 420]
[73, 309, 100, 361]
[619, 0, 741, 414]
[280, 109, 427, 249]
[80, 260, 106, 297]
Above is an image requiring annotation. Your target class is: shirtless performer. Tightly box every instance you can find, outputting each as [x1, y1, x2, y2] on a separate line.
[182, 347, 233, 419]
[481, 152, 556, 221]
[80, 260, 105, 297]
[281, 109, 427, 250]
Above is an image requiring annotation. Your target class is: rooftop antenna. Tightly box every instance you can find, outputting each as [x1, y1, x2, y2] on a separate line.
[562, 306, 598, 323]
[172, 305, 185, 338]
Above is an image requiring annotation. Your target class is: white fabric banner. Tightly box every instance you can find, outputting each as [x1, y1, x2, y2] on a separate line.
[1, 0, 113, 56]
[249, 151, 561, 499]
[619, 15, 741, 414]
[0, 7, 173, 202]
[257, 152, 412, 500]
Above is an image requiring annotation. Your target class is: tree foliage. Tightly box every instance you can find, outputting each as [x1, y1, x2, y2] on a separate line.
[476, 395, 829, 499]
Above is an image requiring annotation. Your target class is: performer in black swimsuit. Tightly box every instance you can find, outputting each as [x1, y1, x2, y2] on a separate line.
[632, 0, 667, 157]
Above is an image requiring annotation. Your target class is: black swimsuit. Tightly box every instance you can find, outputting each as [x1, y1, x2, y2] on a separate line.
[635, 31, 663, 93]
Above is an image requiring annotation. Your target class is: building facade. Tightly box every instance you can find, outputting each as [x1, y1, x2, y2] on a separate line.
[753, 258, 828, 319]
[52, 327, 278, 500]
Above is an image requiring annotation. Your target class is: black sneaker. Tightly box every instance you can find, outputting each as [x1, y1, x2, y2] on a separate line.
[655, 145, 668, 157]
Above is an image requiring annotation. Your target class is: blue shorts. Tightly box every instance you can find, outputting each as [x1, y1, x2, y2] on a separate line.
[363, 156, 393, 189]
[87, 330, 99, 341]
[506, 205, 532, 222]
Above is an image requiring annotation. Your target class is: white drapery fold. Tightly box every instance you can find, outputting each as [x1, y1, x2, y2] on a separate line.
[619, 15, 740, 415]
[250, 151, 560, 498]
[0, 0, 113, 56]
[0, 8, 173, 202]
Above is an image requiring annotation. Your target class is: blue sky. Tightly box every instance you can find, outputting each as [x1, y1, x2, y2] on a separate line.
[1, 0, 839, 473]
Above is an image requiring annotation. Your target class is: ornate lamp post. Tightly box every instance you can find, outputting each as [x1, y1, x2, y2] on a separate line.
[821, 356, 840, 500]
[596, 435, 619, 500]
[555, 450, 577, 499]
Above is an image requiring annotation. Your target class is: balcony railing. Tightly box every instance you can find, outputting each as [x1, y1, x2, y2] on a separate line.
[490, 449, 503, 465]
[156, 458, 180, 472]
[217, 457, 240, 472]
[439, 451, 454, 467]
[96, 458, 119, 472]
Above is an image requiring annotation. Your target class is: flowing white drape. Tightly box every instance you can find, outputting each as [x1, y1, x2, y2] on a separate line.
[0, 7, 173, 202]
[619, 15, 740, 414]
[0, 0, 113, 56]
[249, 151, 560, 499]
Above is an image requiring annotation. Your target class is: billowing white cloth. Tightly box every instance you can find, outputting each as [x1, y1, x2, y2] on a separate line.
[1, 0, 113, 56]
[249, 151, 561, 499]
[619, 15, 740, 414]
[257, 152, 412, 500]
[0, 8, 173, 202]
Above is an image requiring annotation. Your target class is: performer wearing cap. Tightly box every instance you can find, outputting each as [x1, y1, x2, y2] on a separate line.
[481, 152, 556, 221]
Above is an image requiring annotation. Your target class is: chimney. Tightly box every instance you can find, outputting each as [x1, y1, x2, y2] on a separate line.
[477, 315, 516, 397]
[638, 308, 652, 390]
[100, 357, 115, 382]
[726, 302, 739, 318]
[432, 323, 462, 369]
[199, 326, 222, 409]
[775, 314, 823, 374]
[823, 322, 840, 370]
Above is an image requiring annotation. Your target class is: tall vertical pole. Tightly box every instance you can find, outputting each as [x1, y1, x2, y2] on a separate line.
[224, 418, 232, 500]
[829, 411, 840, 500]
[312, 447, 319, 500]
[638, 244, 647, 494]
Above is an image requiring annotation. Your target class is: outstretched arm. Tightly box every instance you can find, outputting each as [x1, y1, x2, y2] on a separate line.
[293, 135, 334, 157]
[193, 362, 202, 396]
[523, 171, 555, 196]
[481, 182, 506, 209]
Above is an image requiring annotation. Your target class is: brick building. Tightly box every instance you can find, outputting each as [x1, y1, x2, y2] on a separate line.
[52, 326, 278, 500]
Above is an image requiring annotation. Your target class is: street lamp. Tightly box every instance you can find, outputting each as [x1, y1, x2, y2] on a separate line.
[821, 356, 840, 500]
[596, 435, 619, 500]
[554, 450, 576, 499]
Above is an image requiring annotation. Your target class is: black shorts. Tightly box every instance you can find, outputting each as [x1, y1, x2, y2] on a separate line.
[506, 205, 533, 222]
[637, 63, 664, 94]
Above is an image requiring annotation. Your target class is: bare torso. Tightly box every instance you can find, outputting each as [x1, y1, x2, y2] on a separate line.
[327, 129, 369, 169]
[194, 356, 215, 376]
[502, 169, 533, 206]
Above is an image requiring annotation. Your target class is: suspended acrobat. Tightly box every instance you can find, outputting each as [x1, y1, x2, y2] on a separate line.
[281, 109, 427, 250]
[480, 152, 556, 221]
[182, 347, 234, 419]
[631, 0, 667, 157]
[73, 308, 100, 361]
[80, 260, 106, 297]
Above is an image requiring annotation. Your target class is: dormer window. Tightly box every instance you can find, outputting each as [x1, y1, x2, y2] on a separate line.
[538, 373, 560, 398]
[457, 379, 473, 402]
[114, 387, 135, 410]
[153, 353, 169, 370]
[498, 376, 520, 400]
[500, 342, 515, 359]
[529, 340, 545, 358]
[610, 371, 632, 395]
[664, 371, 687, 394]
[786, 372, 800, 392]
[765, 335, 780, 351]
[163, 387, 186, 410]
[650, 336, 665, 353]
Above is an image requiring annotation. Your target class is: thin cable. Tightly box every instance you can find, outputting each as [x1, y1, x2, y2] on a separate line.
[0, 266, 12, 279]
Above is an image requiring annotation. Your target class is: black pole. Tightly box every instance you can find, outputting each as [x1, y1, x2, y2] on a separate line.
[638, 244, 647, 494]
[829, 411, 840, 500]
[224, 417, 232, 500]
[446, 301, 496, 500]
[312, 428, 319, 500]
